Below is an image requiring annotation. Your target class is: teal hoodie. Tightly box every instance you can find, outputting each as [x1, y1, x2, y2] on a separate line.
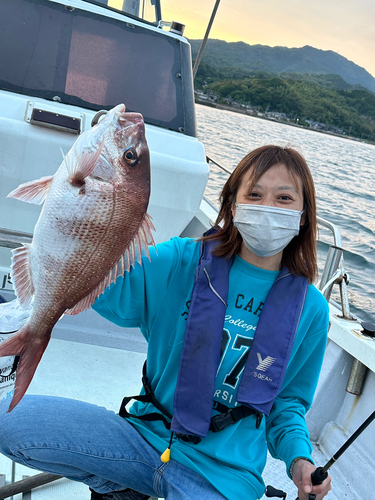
[93, 236, 329, 500]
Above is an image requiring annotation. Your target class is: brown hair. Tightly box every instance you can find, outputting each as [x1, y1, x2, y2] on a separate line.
[203, 145, 318, 283]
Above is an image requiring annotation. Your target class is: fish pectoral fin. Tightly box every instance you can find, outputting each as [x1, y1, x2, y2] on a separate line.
[7, 176, 54, 204]
[64, 287, 102, 316]
[65, 213, 156, 317]
[11, 244, 34, 307]
[67, 139, 104, 186]
[123, 213, 156, 271]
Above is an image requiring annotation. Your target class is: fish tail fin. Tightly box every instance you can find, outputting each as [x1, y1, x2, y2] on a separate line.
[0, 326, 51, 412]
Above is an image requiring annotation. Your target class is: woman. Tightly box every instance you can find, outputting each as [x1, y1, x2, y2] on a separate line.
[0, 145, 332, 500]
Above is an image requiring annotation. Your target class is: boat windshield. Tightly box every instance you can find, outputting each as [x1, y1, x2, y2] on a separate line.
[83, 0, 162, 24]
[0, 0, 196, 136]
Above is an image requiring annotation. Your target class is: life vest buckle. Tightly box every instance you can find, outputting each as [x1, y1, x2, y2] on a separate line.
[176, 433, 202, 444]
[210, 405, 264, 432]
[210, 408, 238, 432]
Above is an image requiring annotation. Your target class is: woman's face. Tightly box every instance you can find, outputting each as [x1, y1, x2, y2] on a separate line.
[233, 162, 304, 213]
[232, 162, 305, 270]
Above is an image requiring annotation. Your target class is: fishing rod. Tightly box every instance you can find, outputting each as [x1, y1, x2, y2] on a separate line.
[294, 408, 375, 500]
[192, 0, 221, 79]
[262, 408, 375, 499]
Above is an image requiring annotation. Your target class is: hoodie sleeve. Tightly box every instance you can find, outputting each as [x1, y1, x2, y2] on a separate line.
[265, 288, 329, 477]
[92, 237, 199, 340]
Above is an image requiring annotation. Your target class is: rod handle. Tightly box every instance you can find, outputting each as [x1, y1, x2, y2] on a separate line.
[295, 466, 328, 500]
[311, 466, 328, 485]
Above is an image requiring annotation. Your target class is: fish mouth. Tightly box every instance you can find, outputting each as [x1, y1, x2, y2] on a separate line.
[113, 103, 126, 115]
[106, 104, 145, 135]
[118, 112, 145, 132]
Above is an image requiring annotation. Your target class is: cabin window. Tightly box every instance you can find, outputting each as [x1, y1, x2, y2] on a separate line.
[0, 0, 196, 136]
[110, 0, 160, 24]
[83, 0, 161, 24]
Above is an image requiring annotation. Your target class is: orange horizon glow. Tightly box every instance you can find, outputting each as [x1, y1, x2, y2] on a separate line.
[162, 0, 375, 78]
[105, 0, 375, 77]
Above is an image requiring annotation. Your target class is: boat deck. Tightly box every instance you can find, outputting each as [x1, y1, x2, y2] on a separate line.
[0, 332, 355, 500]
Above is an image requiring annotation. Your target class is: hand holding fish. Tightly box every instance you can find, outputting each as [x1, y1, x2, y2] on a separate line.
[0, 104, 155, 412]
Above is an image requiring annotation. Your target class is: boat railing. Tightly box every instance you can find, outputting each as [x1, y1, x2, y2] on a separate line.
[206, 155, 232, 176]
[0, 228, 33, 249]
[0, 159, 352, 320]
[316, 218, 351, 318]
[206, 155, 352, 319]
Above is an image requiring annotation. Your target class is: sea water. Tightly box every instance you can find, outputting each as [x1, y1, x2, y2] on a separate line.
[196, 104, 375, 324]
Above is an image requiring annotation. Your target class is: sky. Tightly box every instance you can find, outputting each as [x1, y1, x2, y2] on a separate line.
[162, 0, 375, 78]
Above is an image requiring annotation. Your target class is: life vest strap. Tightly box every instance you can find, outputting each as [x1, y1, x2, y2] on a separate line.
[119, 393, 173, 429]
[119, 361, 263, 442]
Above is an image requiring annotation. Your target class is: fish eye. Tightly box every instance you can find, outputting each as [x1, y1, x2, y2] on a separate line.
[123, 147, 138, 167]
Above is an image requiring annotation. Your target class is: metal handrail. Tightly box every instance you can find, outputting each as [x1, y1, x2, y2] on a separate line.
[316, 217, 351, 318]
[316, 216, 342, 248]
[0, 473, 62, 499]
[206, 155, 232, 176]
[0, 228, 32, 249]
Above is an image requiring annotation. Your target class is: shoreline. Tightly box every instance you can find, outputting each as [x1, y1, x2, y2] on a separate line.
[195, 100, 375, 146]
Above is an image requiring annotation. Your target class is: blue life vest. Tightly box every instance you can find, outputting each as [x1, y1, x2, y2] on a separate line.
[171, 228, 308, 438]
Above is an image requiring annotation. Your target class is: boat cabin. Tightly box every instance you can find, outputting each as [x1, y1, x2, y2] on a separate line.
[0, 0, 209, 289]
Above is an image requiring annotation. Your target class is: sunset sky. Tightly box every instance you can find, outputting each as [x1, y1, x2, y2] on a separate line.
[161, 0, 375, 78]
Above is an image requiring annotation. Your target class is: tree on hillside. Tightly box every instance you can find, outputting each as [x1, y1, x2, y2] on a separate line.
[203, 74, 375, 140]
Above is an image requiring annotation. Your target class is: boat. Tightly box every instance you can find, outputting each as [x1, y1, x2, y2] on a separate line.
[0, 1, 374, 499]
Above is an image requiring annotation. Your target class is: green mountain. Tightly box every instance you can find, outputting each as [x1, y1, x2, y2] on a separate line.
[201, 74, 375, 141]
[189, 40, 375, 93]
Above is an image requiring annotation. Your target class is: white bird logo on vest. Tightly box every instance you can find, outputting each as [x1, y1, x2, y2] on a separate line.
[256, 353, 276, 372]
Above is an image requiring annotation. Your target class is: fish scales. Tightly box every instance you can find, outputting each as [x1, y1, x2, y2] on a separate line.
[0, 104, 155, 411]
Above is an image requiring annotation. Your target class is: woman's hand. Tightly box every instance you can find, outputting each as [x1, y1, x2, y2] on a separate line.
[292, 459, 332, 500]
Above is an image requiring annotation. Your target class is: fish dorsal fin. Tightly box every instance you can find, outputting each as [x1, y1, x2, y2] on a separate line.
[65, 213, 156, 316]
[7, 176, 54, 205]
[66, 139, 104, 186]
[11, 244, 34, 307]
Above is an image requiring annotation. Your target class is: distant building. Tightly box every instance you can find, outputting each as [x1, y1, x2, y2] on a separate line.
[267, 111, 288, 121]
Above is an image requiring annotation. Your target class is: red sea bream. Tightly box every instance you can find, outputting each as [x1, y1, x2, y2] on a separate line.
[0, 104, 155, 411]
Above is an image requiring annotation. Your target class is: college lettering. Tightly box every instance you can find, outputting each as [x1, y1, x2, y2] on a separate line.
[235, 294, 264, 316]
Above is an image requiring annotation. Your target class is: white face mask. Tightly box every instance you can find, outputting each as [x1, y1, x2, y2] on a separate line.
[233, 204, 303, 258]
